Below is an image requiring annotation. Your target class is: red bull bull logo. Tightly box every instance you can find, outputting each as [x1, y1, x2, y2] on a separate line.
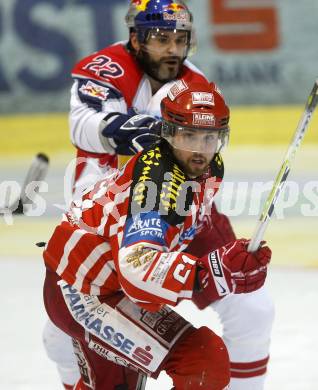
[164, 3, 186, 13]
[79, 81, 109, 101]
[163, 2, 188, 22]
[131, 0, 150, 12]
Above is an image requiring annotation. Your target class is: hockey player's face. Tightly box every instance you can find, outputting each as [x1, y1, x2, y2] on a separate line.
[172, 148, 215, 178]
[136, 30, 188, 82]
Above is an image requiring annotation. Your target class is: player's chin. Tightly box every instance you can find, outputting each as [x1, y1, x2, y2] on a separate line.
[157, 63, 181, 81]
[187, 161, 209, 177]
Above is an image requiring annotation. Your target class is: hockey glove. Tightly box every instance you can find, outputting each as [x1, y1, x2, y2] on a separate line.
[102, 108, 162, 154]
[186, 203, 236, 258]
[196, 239, 271, 303]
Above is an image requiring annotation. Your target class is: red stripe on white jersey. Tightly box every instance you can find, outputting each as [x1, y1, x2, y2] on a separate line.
[230, 356, 269, 378]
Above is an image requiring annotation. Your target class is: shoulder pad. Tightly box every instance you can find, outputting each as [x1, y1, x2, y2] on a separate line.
[72, 43, 143, 106]
[127, 144, 195, 226]
[76, 78, 123, 106]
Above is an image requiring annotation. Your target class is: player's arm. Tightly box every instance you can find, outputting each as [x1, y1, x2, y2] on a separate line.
[113, 188, 198, 311]
[43, 177, 121, 295]
[69, 78, 161, 155]
[115, 209, 271, 311]
[115, 220, 198, 312]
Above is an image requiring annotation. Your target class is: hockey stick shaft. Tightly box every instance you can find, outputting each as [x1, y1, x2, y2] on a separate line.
[248, 80, 318, 252]
[13, 153, 49, 214]
[19, 153, 49, 203]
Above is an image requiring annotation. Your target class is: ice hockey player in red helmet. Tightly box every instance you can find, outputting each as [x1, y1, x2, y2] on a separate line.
[43, 79, 271, 390]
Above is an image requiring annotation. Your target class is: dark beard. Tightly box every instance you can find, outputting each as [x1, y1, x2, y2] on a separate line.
[135, 48, 185, 83]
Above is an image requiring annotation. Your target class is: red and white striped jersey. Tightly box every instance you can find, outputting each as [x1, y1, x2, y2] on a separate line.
[44, 142, 224, 312]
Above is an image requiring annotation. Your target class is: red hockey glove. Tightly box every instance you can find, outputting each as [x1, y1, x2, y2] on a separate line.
[196, 239, 271, 302]
[186, 203, 236, 258]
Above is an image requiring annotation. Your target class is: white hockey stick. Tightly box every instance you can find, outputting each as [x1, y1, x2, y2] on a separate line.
[248, 80, 318, 252]
[13, 153, 49, 214]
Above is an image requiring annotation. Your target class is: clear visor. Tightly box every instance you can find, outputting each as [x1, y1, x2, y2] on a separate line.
[162, 123, 229, 154]
[142, 28, 196, 57]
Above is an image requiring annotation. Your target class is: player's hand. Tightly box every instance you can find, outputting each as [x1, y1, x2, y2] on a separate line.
[102, 108, 161, 155]
[126, 118, 162, 153]
[196, 239, 271, 302]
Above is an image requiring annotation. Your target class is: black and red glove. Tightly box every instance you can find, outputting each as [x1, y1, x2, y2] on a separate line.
[196, 239, 271, 303]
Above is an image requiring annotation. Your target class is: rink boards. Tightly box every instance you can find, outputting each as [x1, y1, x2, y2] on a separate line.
[0, 106, 318, 157]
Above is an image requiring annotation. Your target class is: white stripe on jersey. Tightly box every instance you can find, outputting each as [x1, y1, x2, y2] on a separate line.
[56, 228, 87, 275]
[74, 241, 112, 291]
[98, 186, 130, 236]
[90, 260, 116, 296]
[109, 215, 128, 237]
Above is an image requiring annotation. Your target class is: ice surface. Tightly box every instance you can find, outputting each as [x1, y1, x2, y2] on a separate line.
[1, 258, 318, 389]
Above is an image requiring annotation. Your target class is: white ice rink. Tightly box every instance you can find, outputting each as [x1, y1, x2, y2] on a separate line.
[1, 257, 318, 390]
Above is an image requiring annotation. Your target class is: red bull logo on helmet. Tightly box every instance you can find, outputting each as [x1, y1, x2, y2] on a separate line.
[163, 12, 188, 22]
[131, 0, 150, 12]
[163, 2, 188, 21]
[163, 3, 186, 12]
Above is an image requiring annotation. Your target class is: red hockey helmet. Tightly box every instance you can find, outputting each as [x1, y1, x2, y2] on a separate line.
[161, 79, 230, 153]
